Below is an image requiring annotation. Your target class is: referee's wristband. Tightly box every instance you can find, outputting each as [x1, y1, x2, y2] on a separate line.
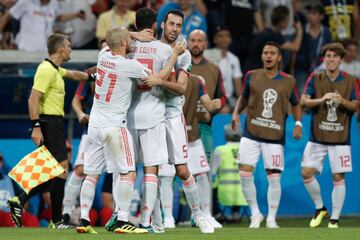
[295, 121, 302, 128]
[31, 119, 41, 128]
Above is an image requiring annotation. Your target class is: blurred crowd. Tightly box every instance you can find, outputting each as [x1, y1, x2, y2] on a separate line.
[1, 0, 360, 108]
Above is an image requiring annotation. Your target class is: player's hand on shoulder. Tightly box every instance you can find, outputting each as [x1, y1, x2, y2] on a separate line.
[293, 125, 302, 140]
[31, 128, 43, 147]
[133, 29, 155, 42]
[173, 39, 187, 56]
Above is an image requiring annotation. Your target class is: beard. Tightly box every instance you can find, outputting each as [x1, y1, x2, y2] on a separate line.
[190, 47, 203, 57]
[164, 32, 177, 44]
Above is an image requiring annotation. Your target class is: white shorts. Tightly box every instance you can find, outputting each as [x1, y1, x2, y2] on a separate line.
[158, 163, 176, 177]
[130, 122, 168, 167]
[165, 114, 188, 165]
[301, 141, 352, 174]
[187, 139, 210, 175]
[73, 133, 89, 166]
[237, 137, 284, 171]
[84, 126, 135, 175]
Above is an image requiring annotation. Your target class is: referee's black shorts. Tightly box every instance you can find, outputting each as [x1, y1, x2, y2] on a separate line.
[40, 115, 67, 163]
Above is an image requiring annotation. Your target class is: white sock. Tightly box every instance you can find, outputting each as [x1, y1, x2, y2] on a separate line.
[240, 171, 261, 217]
[140, 174, 158, 227]
[112, 173, 119, 210]
[303, 176, 323, 209]
[331, 180, 346, 220]
[159, 176, 174, 220]
[63, 171, 84, 215]
[151, 191, 163, 226]
[114, 175, 134, 222]
[195, 173, 211, 217]
[80, 176, 97, 221]
[267, 173, 281, 221]
[182, 175, 201, 219]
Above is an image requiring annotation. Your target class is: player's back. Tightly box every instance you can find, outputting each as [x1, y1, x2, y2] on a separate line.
[127, 40, 173, 129]
[90, 48, 147, 128]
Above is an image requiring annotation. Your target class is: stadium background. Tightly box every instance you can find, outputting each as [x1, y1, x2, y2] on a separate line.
[0, 0, 360, 230]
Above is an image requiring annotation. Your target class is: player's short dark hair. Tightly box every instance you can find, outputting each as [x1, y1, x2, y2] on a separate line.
[263, 41, 282, 54]
[341, 38, 358, 49]
[164, 9, 184, 23]
[271, 5, 290, 26]
[136, 7, 157, 31]
[321, 42, 346, 58]
[47, 33, 69, 55]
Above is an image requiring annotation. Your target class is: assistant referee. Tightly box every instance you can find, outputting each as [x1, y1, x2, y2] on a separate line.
[8, 33, 89, 229]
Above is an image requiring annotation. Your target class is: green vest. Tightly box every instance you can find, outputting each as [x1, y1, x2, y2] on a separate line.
[216, 143, 247, 206]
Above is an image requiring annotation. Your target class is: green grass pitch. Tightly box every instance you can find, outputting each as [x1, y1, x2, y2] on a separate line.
[1, 217, 360, 240]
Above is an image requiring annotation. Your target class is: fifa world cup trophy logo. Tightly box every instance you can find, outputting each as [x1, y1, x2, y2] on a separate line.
[326, 99, 339, 122]
[262, 89, 278, 118]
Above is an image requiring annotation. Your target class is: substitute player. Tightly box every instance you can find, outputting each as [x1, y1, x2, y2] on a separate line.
[146, 9, 215, 232]
[301, 42, 359, 228]
[232, 42, 302, 228]
[182, 74, 222, 228]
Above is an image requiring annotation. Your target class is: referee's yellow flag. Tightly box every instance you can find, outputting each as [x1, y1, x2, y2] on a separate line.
[8, 146, 65, 194]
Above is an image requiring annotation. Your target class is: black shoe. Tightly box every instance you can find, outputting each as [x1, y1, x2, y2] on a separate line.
[54, 217, 76, 229]
[7, 196, 23, 228]
[62, 214, 71, 225]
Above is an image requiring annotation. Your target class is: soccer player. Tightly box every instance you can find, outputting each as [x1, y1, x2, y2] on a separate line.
[61, 41, 108, 225]
[7, 33, 89, 229]
[232, 42, 302, 228]
[147, 9, 215, 232]
[301, 42, 359, 228]
[188, 29, 227, 228]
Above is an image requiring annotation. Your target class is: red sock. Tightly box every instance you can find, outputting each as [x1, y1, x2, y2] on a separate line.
[98, 207, 113, 226]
